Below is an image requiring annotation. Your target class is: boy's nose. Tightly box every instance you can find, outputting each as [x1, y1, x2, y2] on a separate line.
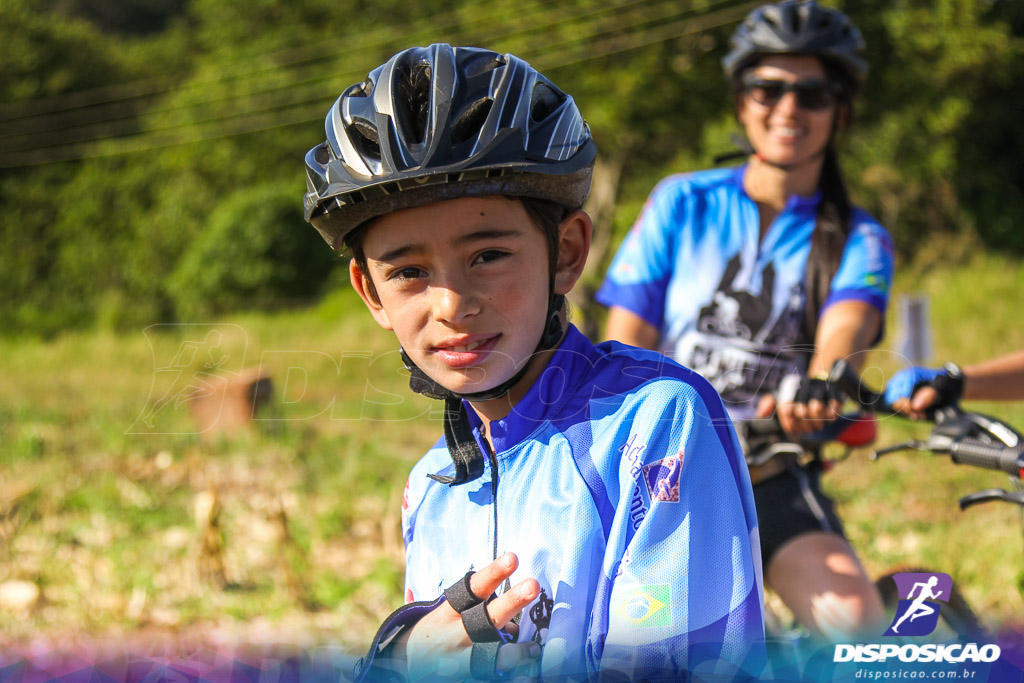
[431, 283, 480, 323]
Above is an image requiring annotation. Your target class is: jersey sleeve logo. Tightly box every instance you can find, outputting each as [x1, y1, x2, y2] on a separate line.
[643, 451, 684, 503]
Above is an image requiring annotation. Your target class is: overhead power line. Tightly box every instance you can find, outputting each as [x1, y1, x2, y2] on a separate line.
[0, 0, 726, 154]
[0, 0, 657, 161]
[0, 0, 752, 169]
[0, 0, 572, 124]
[539, 0, 757, 70]
[0, 0, 660, 142]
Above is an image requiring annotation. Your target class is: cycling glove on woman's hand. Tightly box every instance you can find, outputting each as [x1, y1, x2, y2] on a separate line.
[774, 373, 845, 435]
[795, 375, 846, 407]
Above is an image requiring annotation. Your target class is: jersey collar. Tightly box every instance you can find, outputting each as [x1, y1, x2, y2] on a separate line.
[464, 324, 597, 455]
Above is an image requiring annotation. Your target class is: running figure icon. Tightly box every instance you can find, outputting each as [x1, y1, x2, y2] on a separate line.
[890, 576, 943, 634]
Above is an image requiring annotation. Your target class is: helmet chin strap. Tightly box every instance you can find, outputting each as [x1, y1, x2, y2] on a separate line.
[400, 293, 566, 486]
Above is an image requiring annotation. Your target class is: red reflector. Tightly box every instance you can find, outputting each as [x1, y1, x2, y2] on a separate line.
[838, 415, 877, 447]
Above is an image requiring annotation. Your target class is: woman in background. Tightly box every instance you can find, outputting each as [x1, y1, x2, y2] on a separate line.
[598, 1, 893, 641]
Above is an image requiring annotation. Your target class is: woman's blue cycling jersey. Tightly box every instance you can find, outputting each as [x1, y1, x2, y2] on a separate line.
[397, 325, 764, 679]
[596, 165, 894, 420]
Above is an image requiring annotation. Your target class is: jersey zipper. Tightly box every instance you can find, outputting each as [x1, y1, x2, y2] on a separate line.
[483, 436, 500, 561]
[484, 435, 517, 604]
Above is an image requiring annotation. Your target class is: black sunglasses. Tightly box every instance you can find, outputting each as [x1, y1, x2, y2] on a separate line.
[741, 76, 838, 111]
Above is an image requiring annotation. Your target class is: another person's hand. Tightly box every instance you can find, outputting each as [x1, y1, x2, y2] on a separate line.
[761, 375, 842, 436]
[399, 552, 541, 681]
[884, 364, 964, 420]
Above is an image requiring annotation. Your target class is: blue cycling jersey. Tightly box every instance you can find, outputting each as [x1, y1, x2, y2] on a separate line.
[388, 325, 764, 680]
[596, 165, 894, 421]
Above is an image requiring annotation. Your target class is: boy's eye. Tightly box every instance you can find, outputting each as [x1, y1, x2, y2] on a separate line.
[389, 267, 425, 281]
[474, 250, 510, 265]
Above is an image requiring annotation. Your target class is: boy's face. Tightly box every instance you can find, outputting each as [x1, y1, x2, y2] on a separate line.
[350, 196, 588, 396]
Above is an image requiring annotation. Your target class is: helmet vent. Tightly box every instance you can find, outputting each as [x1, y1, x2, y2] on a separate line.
[351, 79, 373, 97]
[451, 98, 493, 145]
[530, 83, 564, 122]
[465, 55, 505, 78]
[396, 62, 433, 145]
[784, 11, 800, 34]
[313, 143, 330, 165]
[351, 120, 381, 161]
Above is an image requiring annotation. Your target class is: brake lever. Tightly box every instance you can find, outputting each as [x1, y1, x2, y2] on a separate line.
[870, 440, 924, 460]
[958, 487, 1024, 510]
[922, 432, 956, 455]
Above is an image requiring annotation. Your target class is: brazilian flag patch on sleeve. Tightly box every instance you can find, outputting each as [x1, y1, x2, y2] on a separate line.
[617, 583, 672, 628]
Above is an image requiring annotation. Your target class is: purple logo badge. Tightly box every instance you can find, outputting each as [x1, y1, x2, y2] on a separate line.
[883, 572, 953, 637]
[643, 451, 684, 503]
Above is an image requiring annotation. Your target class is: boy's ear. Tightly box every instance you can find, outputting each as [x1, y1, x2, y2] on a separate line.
[349, 259, 393, 330]
[553, 209, 593, 296]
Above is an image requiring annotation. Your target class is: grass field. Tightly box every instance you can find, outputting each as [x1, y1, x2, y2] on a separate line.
[1, 251, 1022, 652]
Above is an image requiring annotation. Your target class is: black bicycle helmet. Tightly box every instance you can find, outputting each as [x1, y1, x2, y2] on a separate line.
[304, 43, 596, 250]
[722, 1, 867, 85]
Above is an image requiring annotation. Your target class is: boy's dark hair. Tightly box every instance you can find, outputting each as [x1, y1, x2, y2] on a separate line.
[349, 196, 567, 305]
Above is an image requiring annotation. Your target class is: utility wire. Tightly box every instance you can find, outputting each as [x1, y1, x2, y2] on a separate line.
[0, 0, 670, 138]
[539, 0, 757, 70]
[1, 0, 727, 153]
[0, 0, 579, 123]
[0, 0, 748, 169]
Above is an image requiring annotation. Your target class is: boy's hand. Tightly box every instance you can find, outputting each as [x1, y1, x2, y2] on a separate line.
[400, 552, 542, 680]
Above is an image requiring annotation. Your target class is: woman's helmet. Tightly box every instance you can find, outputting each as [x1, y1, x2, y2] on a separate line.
[304, 43, 596, 250]
[722, 1, 867, 86]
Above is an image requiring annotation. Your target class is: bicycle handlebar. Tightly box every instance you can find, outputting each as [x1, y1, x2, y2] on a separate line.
[829, 359, 893, 415]
[950, 438, 1023, 476]
[828, 359, 1024, 477]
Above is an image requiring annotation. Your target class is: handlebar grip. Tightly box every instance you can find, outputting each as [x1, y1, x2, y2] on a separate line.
[829, 359, 889, 413]
[950, 439, 1024, 475]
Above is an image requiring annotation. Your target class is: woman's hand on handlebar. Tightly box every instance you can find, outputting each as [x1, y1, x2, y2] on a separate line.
[757, 384, 842, 436]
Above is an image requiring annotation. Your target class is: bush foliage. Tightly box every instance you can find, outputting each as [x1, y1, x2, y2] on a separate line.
[2, 0, 1022, 335]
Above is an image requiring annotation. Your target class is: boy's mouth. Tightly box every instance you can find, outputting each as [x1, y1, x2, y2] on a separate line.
[432, 334, 501, 368]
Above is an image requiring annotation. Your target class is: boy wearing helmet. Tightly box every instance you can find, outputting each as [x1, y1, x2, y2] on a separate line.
[599, 1, 893, 642]
[304, 45, 763, 680]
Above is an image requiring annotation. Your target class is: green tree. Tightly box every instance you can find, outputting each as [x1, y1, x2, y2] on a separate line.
[2, 0, 1023, 336]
